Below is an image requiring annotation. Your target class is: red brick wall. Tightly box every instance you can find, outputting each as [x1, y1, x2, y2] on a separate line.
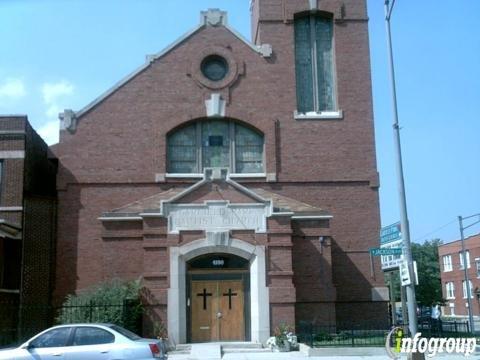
[439, 234, 480, 316]
[0, 116, 57, 338]
[53, 0, 385, 331]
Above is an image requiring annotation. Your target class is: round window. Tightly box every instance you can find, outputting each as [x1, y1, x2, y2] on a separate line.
[201, 55, 229, 81]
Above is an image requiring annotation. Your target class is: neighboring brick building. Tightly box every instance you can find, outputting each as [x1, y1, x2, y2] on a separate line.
[0, 115, 57, 340]
[438, 233, 480, 317]
[52, 0, 388, 343]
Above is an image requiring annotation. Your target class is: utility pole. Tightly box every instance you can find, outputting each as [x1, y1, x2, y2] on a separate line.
[459, 213, 480, 333]
[384, 0, 418, 336]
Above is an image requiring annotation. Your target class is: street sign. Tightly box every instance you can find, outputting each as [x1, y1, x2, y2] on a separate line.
[380, 222, 401, 244]
[400, 261, 411, 286]
[380, 222, 404, 271]
[370, 248, 403, 256]
[399, 260, 419, 286]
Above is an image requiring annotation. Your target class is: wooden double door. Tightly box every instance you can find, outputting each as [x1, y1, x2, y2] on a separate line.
[190, 279, 245, 342]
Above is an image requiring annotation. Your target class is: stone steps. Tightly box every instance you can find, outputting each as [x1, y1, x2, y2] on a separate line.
[169, 342, 269, 357]
[221, 342, 264, 349]
[222, 342, 268, 354]
[168, 343, 191, 355]
[222, 347, 271, 354]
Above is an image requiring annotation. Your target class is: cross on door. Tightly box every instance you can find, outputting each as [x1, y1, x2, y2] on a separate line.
[197, 288, 213, 310]
[222, 288, 238, 309]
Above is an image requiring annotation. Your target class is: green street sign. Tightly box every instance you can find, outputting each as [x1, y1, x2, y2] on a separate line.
[370, 248, 402, 256]
[380, 222, 402, 244]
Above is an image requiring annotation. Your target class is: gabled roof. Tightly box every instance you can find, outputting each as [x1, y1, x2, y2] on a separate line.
[100, 170, 330, 220]
[64, 9, 272, 124]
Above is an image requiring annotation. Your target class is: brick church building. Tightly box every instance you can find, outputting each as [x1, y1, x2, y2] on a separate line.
[51, 0, 388, 343]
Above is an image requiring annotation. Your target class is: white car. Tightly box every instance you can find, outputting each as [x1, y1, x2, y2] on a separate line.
[0, 324, 167, 360]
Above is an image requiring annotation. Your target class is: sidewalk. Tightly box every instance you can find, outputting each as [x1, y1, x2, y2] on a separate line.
[167, 347, 477, 359]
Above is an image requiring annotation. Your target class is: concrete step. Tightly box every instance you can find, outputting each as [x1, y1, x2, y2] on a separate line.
[169, 344, 191, 355]
[221, 342, 264, 349]
[175, 344, 191, 350]
[222, 347, 271, 354]
[168, 349, 191, 355]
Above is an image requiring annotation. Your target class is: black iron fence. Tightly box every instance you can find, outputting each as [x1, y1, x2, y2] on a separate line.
[418, 318, 470, 338]
[1, 302, 475, 349]
[297, 319, 473, 348]
[297, 323, 390, 347]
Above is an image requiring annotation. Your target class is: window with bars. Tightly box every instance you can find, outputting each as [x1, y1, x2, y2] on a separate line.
[167, 120, 264, 174]
[294, 14, 336, 113]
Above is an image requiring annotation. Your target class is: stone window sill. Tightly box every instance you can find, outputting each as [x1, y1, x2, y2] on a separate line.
[229, 173, 266, 179]
[165, 173, 266, 179]
[165, 173, 204, 179]
[294, 110, 343, 120]
[0, 288, 20, 294]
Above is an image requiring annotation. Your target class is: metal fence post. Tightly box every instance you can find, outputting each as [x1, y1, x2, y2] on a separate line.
[89, 301, 93, 322]
[309, 323, 314, 347]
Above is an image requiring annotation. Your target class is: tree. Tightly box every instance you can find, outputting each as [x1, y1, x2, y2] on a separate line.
[412, 239, 444, 306]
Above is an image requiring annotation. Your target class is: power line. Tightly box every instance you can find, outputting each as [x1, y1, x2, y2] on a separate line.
[413, 218, 457, 243]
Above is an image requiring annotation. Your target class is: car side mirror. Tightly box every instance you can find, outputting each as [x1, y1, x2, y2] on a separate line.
[21, 342, 34, 350]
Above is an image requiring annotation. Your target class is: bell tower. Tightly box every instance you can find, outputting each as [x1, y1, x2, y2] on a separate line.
[250, 0, 368, 45]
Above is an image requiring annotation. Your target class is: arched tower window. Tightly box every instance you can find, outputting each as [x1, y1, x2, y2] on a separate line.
[167, 120, 264, 174]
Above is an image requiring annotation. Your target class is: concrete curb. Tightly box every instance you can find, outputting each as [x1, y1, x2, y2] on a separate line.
[300, 344, 388, 357]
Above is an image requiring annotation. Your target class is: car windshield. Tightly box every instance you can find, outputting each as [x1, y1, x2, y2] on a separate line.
[108, 325, 141, 340]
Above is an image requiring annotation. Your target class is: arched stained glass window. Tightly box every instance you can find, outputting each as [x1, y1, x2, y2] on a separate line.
[167, 123, 197, 174]
[235, 124, 263, 173]
[167, 120, 264, 174]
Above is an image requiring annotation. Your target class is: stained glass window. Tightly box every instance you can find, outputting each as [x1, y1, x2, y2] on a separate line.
[167, 120, 264, 174]
[235, 124, 263, 173]
[201, 55, 229, 81]
[167, 123, 197, 173]
[202, 120, 230, 169]
[294, 15, 335, 113]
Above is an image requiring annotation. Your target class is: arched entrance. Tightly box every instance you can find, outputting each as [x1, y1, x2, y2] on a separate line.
[187, 253, 250, 342]
[167, 238, 270, 344]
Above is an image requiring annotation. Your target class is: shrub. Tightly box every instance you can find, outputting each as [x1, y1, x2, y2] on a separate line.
[56, 279, 142, 331]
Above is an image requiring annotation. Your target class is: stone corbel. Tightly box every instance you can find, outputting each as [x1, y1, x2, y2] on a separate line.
[257, 44, 273, 58]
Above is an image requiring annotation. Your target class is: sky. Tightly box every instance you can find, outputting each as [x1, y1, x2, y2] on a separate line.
[0, 0, 479, 244]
